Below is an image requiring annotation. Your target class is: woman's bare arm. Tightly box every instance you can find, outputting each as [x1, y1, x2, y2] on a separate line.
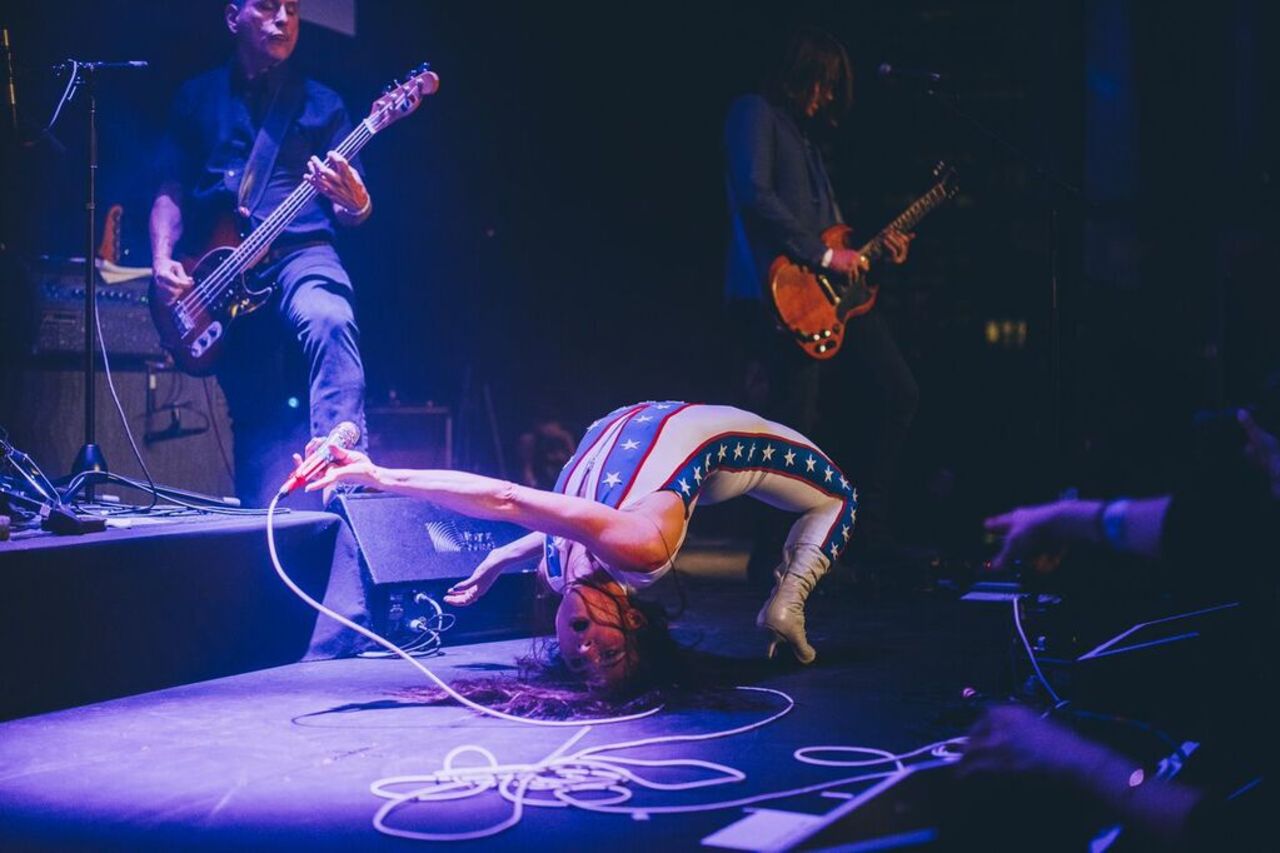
[308, 448, 682, 574]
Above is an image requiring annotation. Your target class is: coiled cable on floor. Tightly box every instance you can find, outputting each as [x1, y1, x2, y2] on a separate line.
[367, 696, 964, 843]
[268, 495, 966, 843]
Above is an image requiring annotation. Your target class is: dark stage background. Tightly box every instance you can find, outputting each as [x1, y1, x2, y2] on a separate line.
[1, 1, 1276, 553]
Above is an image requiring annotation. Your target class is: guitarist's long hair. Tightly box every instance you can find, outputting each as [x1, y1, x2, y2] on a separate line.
[764, 25, 854, 129]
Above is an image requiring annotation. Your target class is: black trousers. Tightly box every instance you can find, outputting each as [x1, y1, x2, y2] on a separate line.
[726, 300, 919, 580]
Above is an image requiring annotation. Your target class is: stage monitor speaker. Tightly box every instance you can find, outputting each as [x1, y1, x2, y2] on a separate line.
[330, 492, 545, 647]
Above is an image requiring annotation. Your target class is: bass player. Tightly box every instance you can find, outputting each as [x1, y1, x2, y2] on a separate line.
[151, 0, 371, 506]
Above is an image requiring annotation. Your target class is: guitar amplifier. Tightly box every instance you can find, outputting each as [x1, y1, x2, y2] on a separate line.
[27, 256, 164, 360]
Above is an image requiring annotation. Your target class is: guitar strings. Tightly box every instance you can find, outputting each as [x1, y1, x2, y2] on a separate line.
[176, 123, 373, 315]
[867, 182, 949, 255]
[179, 115, 376, 312]
[176, 106, 382, 316]
[178, 74, 455, 320]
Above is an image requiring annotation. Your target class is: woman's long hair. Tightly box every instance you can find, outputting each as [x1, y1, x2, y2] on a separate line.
[396, 573, 723, 719]
[764, 26, 854, 128]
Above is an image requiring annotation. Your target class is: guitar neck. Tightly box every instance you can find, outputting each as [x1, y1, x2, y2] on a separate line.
[860, 180, 952, 259]
[218, 118, 377, 278]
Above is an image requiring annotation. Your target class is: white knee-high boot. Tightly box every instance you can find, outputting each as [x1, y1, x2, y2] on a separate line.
[755, 543, 830, 664]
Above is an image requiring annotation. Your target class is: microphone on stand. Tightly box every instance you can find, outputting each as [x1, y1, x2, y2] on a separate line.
[278, 421, 362, 497]
[876, 62, 945, 86]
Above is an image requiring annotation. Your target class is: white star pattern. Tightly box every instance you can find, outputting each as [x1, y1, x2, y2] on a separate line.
[823, 466, 834, 483]
[635, 415, 653, 423]
[733, 443, 744, 459]
[805, 455, 817, 472]
[747, 444, 756, 461]
[718, 444, 728, 461]
[830, 543, 840, 558]
[705, 453, 713, 470]
[602, 472, 622, 488]
[839, 475, 849, 490]
[694, 466, 702, 484]
[678, 478, 691, 495]
[784, 449, 796, 466]
[621, 439, 640, 451]
[762, 445, 775, 462]
[852, 488, 858, 502]
[842, 525, 850, 541]
[654, 403, 672, 410]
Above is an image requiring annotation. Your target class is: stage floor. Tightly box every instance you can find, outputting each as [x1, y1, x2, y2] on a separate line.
[0, 580, 1011, 851]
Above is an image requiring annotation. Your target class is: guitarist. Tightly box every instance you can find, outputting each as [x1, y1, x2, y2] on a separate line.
[150, 0, 372, 505]
[723, 26, 917, 582]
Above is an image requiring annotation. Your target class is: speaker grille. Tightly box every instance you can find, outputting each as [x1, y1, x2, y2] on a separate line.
[332, 492, 537, 583]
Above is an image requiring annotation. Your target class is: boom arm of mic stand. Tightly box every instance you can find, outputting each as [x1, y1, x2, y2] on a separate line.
[922, 88, 1081, 198]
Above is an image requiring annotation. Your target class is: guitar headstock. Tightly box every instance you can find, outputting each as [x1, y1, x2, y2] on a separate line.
[932, 161, 960, 198]
[366, 63, 440, 134]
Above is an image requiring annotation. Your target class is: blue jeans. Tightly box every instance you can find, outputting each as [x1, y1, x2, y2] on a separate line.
[216, 244, 367, 507]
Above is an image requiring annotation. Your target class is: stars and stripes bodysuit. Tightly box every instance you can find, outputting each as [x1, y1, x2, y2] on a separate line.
[540, 402, 857, 593]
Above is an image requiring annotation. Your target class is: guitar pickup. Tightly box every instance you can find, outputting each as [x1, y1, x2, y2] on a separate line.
[189, 321, 224, 358]
[794, 328, 836, 343]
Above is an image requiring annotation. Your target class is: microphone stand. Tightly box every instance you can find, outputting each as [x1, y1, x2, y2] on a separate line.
[916, 82, 1082, 488]
[43, 59, 148, 501]
[70, 62, 106, 499]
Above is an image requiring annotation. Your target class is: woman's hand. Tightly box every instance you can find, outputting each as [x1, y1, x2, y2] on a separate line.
[301, 443, 380, 493]
[444, 560, 503, 607]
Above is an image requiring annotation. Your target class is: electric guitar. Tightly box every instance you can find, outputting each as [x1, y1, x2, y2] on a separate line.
[150, 63, 440, 376]
[769, 163, 959, 360]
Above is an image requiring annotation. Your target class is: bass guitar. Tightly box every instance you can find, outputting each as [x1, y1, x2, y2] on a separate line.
[150, 63, 440, 376]
[769, 163, 958, 360]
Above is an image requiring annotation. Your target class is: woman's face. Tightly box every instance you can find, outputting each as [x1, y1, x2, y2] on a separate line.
[555, 580, 644, 691]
